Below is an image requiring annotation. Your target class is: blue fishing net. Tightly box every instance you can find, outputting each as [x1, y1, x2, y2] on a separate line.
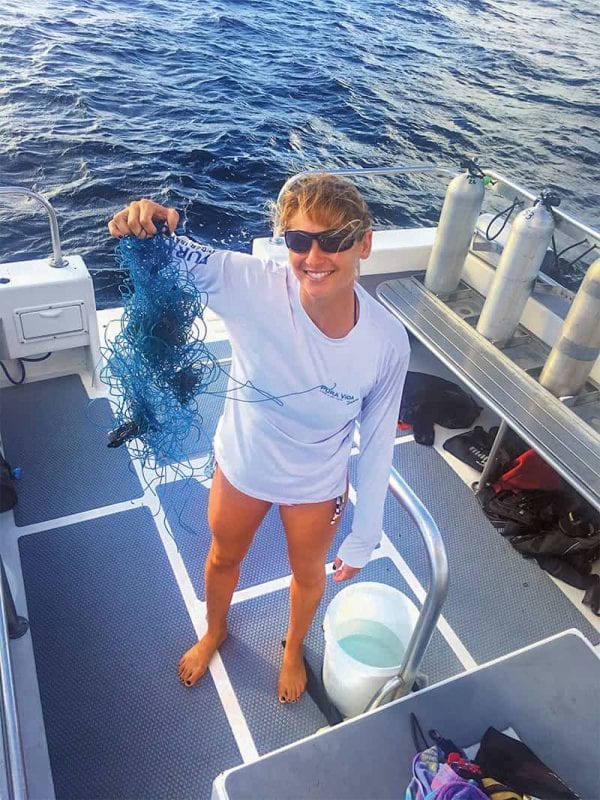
[101, 233, 220, 472]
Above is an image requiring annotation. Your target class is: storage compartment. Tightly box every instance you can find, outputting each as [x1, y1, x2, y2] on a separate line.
[213, 631, 600, 800]
[16, 302, 85, 341]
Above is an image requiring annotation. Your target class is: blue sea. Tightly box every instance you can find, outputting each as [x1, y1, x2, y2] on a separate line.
[1, 0, 598, 306]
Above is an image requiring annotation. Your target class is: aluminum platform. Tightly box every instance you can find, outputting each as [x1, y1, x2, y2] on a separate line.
[377, 276, 600, 511]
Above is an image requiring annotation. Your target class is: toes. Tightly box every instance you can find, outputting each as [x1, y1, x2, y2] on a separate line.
[279, 689, 291, 704]
[180, 670, 196, 687]
[278, 685, 303, 703]
[177, 646, 203, 686]
[178, 654, 189, 672]
[178, 657, 197, 687]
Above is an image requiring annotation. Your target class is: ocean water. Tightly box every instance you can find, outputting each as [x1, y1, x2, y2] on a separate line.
[1, 0, 598, 306]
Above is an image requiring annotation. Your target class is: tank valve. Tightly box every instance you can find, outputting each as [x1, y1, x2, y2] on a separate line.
[536, 188, 561, 211]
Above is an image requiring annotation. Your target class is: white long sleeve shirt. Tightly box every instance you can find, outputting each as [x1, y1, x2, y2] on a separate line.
[173, 235, 410, 568]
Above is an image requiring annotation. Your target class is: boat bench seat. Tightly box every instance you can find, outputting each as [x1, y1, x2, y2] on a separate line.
[376, 276, 600, 511]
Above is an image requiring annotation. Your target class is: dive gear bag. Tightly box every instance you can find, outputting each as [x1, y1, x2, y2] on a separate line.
[399, 372, 482, 446]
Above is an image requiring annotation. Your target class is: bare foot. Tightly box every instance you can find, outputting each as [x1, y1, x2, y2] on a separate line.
[178, 629, 227, 687]
[278, 645, 307, 703]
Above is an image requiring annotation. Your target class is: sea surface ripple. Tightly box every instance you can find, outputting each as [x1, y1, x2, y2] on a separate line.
[1, 0, 598, 304]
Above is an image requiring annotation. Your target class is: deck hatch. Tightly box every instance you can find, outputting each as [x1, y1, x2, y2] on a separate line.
[17, 302, 84, 340]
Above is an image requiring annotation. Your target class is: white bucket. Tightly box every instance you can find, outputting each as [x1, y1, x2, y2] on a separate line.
[322, 582, 419, 719]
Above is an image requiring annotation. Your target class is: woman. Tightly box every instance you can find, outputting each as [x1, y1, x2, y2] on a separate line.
[108, 173, 410, 703]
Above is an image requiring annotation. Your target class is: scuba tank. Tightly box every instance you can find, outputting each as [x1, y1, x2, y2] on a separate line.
[540, 256, 600, 397]
[476, 189, 559, 345]
[424, 160, 486, 297]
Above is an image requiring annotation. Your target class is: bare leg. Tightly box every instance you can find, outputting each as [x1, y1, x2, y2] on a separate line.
[178, 467, 271, 687]
[278, 496, 343, 702]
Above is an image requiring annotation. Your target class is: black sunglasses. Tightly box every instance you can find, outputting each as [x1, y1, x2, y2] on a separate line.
[284, 229, 357, 254]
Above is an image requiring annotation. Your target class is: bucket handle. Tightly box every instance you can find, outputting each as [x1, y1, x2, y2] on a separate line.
[364, 466, 448, 712]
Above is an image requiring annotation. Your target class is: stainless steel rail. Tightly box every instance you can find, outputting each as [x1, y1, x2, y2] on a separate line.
[485, 170, 600, 245]
[366, 466, 449, 712]
[0, 187, 67, 268]
[274, 165, 459, 224]
[277, 165, 600, 248]
[0, 561, 28, 800]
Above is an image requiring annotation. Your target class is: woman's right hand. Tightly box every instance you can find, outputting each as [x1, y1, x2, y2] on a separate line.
[108, 199, 179, 239]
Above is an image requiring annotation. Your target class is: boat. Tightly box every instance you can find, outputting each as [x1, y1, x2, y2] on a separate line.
[0, 164, 599, 799]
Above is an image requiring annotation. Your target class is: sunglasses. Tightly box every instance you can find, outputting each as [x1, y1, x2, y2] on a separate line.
[284, 229, 357, 254]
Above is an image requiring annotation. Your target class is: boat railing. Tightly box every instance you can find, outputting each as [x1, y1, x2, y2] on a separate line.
[0, 558, 28, 800]
[366, 465, 449, 711]
[5, 169, 597, 270]
[279, 165, 600, 246]
[483, 170, 600, 245]
[0, 186, 67, 268]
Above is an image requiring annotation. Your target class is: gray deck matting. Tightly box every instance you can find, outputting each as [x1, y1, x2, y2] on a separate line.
[203, 338, 232, 361]
[386, 441, 600, 661]
[18, 507, 240, 800]
[158, 477, 355, 599]
[224, 556, 463, 756]
[0, 374, 143, 525]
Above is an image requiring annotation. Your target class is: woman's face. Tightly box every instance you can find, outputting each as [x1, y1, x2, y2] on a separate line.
[286, 211, 372, 303]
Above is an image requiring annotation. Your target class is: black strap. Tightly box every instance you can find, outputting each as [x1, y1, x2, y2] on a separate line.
[410, 712, 429, 752]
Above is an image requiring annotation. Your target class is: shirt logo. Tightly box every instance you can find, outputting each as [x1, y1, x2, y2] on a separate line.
[320, 384, 359, 405]
[175, 236, 215, 265]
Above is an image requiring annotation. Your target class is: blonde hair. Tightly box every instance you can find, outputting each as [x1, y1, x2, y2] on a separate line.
[271, 173, 372, 242]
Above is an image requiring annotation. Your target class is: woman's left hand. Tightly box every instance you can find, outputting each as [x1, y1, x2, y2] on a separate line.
[332, 557, 360, 582]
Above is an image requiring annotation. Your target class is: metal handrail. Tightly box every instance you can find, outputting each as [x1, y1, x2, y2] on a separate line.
[484, 170, 600, 245]
[297, 165, 459, 180]
[274, 165, 459, 233]
[0, 561, 28, 800]
[0, 187, 67, 267]
[276, 164, 600, 247]
[366, 466, 448, 711]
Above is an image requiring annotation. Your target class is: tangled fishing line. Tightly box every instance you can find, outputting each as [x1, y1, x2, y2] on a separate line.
[101, 232, 221, 477]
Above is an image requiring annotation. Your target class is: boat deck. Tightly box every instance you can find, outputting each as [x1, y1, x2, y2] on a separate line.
[1, 311, 599, 799]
